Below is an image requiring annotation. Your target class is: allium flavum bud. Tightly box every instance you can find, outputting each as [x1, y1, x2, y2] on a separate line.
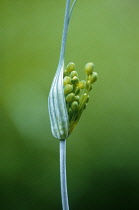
[48, 1, 98, 141]
[63, 62, 98, 135]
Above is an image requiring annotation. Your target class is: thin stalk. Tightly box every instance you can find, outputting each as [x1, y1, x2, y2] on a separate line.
[59, 1, 77, 209]
[59, 0, 70, 66]
[58, 0, 77, 67]
[60, 140, 69, 210]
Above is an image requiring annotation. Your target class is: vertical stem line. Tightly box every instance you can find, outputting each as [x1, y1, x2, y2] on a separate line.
[60, 140, 69, 210]
[59, 0, 71, 66]
[59, 1, 77, 209]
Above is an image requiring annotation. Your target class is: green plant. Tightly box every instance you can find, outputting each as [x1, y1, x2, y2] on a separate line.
[48, 1, 97, 209]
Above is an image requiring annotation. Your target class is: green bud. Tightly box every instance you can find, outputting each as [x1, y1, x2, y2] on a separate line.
[64, 84, 73, 95]
[66, 93, 75, 103]
[64, 70, 68, 77]
[66, 62, 75, 72]
[74, 95, 80, 102]
[70, 71, 78, 78]
[89, 72, 98, 84]
[63, 76, 71, 86]
[78, 80, 86, 89]
[85, 62, 94, 75]
[68, 107, 73, 116]
[71, 101, 79, 111]
[71, 76, 79, 85]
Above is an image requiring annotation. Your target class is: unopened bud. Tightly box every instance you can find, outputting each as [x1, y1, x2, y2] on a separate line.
[66, 62, 75, 72]
[68, 107, 73, 115]
[64, 70, 68, 77]
[66, 93, 75, 103]
[74, 95, 80, 102]
[71, 101, 79, 111]
[85, 62, 94, 75]
[78, 80, 86, 89]
[71, 76, 79, 85]
[70, 71, 78, 78]
[89, 72, 98, 84]
[64, 84, 73, 95]
[63, 76, 71, 86]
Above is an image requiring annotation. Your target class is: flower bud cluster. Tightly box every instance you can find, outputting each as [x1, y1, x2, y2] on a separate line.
[63, 62, 98, 134]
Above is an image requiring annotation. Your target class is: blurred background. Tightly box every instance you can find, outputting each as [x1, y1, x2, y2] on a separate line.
[1, 0, 139, 209]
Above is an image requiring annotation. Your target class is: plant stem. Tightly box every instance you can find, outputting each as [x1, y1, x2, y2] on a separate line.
[59, 0, 76, 67]
[60, 140, 69, 210]
[59, 0, 70, 66]
[59, 1, 77, 209]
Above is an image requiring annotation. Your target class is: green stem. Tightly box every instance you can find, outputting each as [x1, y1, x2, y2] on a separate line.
[60, 140, 69, 210]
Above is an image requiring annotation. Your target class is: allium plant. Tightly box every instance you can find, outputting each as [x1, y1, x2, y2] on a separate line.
[48, 1, 98, 209]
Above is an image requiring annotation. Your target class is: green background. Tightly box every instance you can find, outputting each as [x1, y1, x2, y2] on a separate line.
[1, 0, 139, 209]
